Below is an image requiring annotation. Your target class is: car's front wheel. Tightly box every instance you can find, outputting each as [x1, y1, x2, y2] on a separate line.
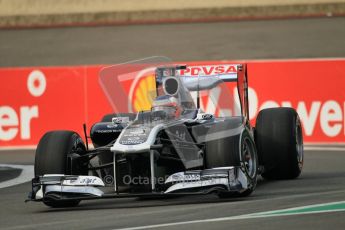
[35, 130, 87, 207]
[205, 124, 258, 198]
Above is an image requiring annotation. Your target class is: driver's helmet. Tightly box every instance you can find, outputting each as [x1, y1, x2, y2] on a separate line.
[152, 95, 182, 118]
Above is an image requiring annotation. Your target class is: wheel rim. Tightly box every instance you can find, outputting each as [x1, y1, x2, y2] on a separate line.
[296, 119, 304, 170]
[242, 136, 257, 179]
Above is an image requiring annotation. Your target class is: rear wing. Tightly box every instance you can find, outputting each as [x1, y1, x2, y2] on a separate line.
[156, 64, 245, 91]
[155, 63, 249, 119]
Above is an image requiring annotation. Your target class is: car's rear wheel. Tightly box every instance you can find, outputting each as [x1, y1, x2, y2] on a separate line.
[35, 131, 87, 208]
[205, 126, 258, 198]
[255, 107, 304, 180]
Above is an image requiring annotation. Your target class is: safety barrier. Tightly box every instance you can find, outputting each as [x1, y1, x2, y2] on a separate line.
[0, 59, 344, 147]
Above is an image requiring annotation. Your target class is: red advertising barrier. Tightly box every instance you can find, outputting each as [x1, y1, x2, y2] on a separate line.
[0, 59, 344, 148]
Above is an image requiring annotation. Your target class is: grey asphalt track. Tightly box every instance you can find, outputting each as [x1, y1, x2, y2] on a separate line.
[0, 17, 345, 67]
[0, 149, 345, 229]
[1, 17, 345, 230]
[0, 167, 21, 183]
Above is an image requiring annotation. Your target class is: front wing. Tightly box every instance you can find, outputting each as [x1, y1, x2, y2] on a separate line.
[27, 167, 249, 202]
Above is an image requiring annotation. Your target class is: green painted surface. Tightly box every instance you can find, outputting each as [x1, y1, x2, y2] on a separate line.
[256, 201, 345, 216]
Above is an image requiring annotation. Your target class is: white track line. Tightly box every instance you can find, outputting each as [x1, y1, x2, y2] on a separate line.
[0, 145, 36, 151]
[0, 164, 34, 189]
[114, 201, 345, 230]
[304, 146, 345, 151]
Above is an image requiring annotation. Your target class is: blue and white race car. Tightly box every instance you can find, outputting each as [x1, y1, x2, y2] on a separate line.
[28, 58, 303, 207]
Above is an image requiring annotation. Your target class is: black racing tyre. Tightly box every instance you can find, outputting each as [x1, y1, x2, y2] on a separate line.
[35, 130, 87, 208]
[101, 113, 136, 122]
[205, 132, 241, 169]
[205, 123, 258, 198]
[255, 107, 304, 180]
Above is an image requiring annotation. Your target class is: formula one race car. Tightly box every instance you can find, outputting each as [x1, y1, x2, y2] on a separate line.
[28, 58, 304, 207]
